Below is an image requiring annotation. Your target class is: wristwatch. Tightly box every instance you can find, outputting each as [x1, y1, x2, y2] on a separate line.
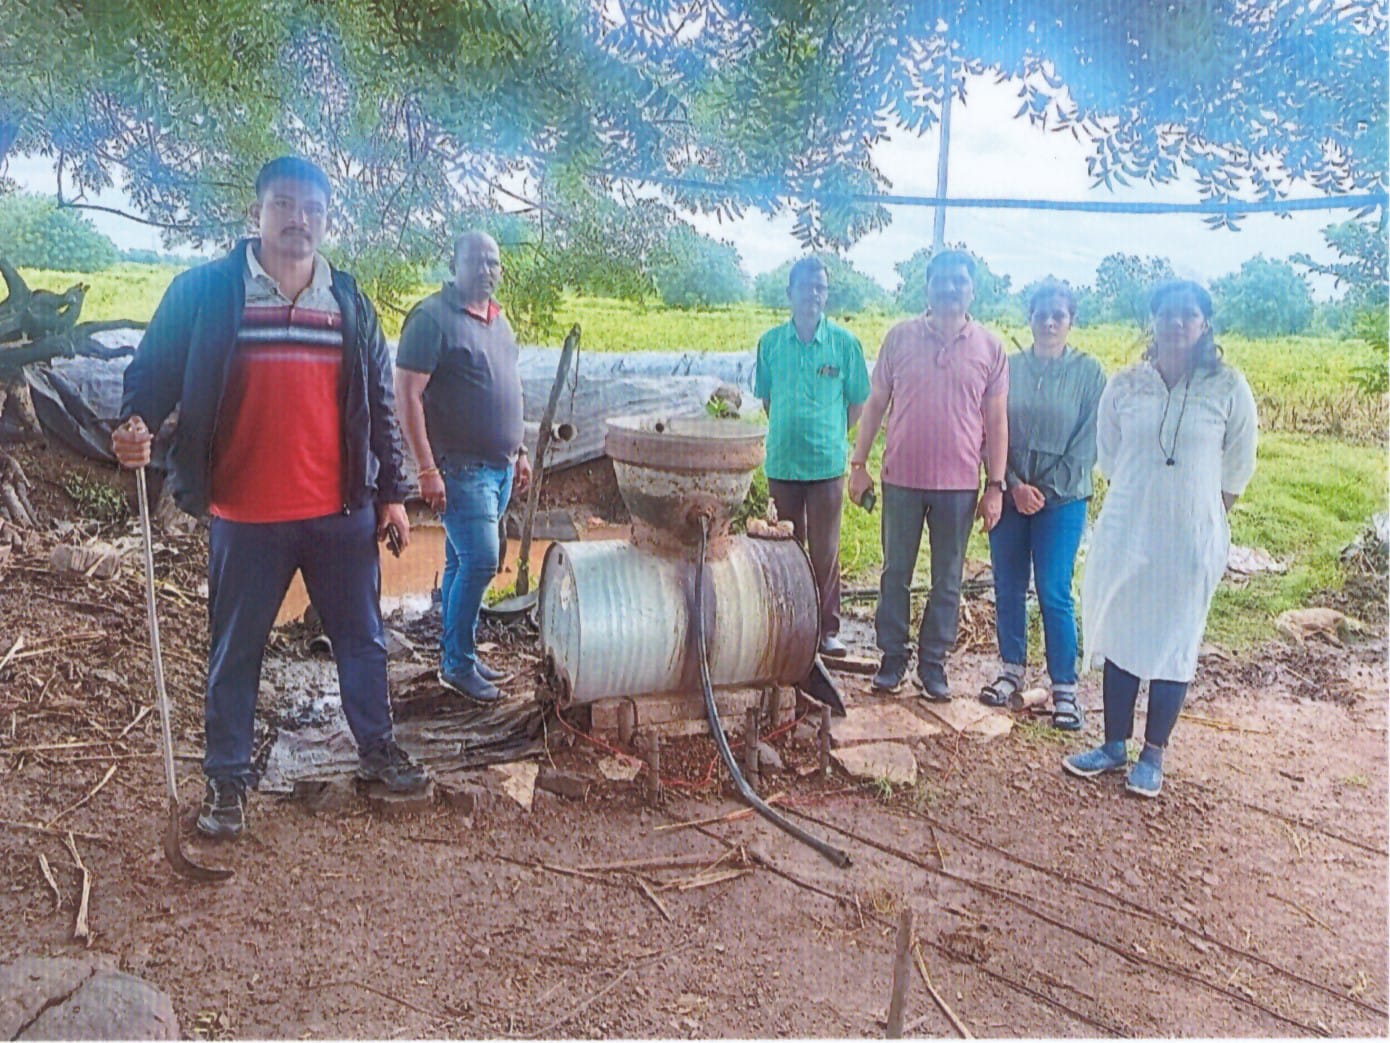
[984, 479, 1005, 494]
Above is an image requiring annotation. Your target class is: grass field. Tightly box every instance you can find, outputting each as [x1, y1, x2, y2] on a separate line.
[21, 262, 1388, 646]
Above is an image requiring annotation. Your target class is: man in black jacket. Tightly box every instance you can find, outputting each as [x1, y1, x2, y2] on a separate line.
[113, 156, 428, 839]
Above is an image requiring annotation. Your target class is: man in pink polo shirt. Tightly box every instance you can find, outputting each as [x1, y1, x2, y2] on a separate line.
[849, 249, 1008, 699]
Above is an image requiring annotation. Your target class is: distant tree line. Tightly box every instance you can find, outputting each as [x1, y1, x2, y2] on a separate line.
[630, 220, 1378, 343]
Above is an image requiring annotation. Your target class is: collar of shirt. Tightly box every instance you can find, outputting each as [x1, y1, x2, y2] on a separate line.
[245, 239, 333, 301]
[788, 316, 826, 347]
[921, 312, 977, 347]
[441, 281, 502, 324]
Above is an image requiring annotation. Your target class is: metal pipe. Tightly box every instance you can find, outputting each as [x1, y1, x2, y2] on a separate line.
[694, 516, 850, 868]
[516, 323, 580, 596]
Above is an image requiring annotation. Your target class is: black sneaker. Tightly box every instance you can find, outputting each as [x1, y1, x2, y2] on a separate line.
[196, 776, 247, 839]
[872, 659, 908, 693]
[915, 660, 952, 702]
[356, 740, 430, 794]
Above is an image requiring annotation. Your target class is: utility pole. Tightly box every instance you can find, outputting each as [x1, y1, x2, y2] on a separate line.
[932, 57, 953, 250]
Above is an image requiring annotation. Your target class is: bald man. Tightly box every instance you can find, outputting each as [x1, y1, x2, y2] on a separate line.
[395, 232, 531, 704]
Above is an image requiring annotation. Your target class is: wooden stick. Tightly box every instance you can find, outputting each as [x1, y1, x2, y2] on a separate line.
[1268, 892, 1337, 933]
[819, 704, 832, 777]
[63, 832, 91, 947]
[0, 818, 109, 844]
[578, 853, 741, 873]
[672, 868, 749, 891]
[45, 763, 117, 827]
[117, 705, 152, 739]
[521, 965, 634, 1038]
[630, 873, 673, 922]
[37, 853, 62, 910]
[0, 634, 23, 674]
[885, 906, 914, 1037]
[2, 739, 126, 754]
[651, 793, 787, 833]
[914, 944, 973, 1038]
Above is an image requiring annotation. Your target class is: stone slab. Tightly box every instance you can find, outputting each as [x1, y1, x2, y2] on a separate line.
[830, 703, 941, 747]
[536, 768, 591, 801]
[488, 761, 539, 811]
[0, 957, 110, 1040]
[967, 713, 1014, 740]
[832, 742, 918, 786]
[921, 700, 995, 734]
[18, 968, 176, 1040]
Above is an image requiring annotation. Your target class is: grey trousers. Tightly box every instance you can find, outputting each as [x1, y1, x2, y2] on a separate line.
[875, 484, 977, 668]
[768, 476, 844, 639]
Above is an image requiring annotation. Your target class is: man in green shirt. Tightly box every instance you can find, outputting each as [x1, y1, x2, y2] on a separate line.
[754, 257, 871, 657]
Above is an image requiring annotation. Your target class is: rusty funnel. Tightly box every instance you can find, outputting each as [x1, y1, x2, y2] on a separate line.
[605, 415, 766, 556]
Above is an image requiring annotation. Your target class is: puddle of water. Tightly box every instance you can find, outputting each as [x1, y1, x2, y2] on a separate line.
[274, 521, 630, 625]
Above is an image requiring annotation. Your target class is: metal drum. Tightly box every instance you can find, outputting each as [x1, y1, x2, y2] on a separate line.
[538, 535, 819, 706]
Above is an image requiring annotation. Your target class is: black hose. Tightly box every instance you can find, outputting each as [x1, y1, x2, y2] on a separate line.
[693, 516, 851, 868]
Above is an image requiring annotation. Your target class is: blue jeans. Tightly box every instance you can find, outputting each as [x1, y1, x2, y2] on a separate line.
[440, 461, 514, 676]
[206, 509, 393, 780]
[988, 497, 1087, 687]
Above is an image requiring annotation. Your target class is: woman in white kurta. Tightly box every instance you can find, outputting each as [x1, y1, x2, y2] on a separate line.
[1064, 281, 1258, 797]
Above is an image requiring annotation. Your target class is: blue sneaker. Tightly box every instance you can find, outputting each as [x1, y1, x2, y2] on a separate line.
[1062, 741, 1128, 779]
[1125, 750, 1164, 798]
[439, 667, 502, 705]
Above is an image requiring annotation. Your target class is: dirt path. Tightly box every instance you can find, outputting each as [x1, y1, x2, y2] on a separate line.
[1, 444, 1385, 1038]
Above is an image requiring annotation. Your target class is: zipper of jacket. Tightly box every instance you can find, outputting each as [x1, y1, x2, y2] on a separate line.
[206, 260, 247, 492]
[338, 282, 357, 515]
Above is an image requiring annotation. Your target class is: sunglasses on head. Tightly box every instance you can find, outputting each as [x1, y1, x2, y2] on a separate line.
[1033, 309, 1070, 324]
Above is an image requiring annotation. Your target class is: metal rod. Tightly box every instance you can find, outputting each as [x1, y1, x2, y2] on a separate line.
[693, 517, 850, 868]
[932, 57, 952, 249]
[515, 323, 580, 596]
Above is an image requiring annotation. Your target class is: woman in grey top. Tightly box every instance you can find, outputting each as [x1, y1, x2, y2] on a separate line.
[980, 280, 1106, 730]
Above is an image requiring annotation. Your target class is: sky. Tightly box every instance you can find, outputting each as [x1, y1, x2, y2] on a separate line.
[6, 74, 1359, 299]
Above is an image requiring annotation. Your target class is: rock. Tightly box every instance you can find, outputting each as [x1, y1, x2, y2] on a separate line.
[832, 742, 917, 786]
[12, 965, 177, 1041]
[755, 742, 784, 773]
[436, 776, 492, 817]
[388, 662, 434, 688]
[831, 703, 941, 746]
[1275, 607, 1363, 647]
[536, 767, 591, 801]
[0, 957, 111, 1039]
[49, 543, 121, 580]
[384, 628, 414, 660]
[1226, 544, 1286, 575]
[293, 778, 356, 814]
[487, 761, 539, 811]
[598, 755, 642, 782]
[362, 780, 436, 817]
[792, 721, 819, 742]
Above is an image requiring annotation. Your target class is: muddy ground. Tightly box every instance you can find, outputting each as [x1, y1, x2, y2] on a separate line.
[1, 439, 1387, 1039]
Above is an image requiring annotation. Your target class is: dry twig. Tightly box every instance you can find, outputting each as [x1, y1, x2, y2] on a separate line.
[62, 832, 91, 947]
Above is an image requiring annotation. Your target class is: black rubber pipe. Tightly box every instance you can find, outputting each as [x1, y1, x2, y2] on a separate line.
[693, 516, 851, 868]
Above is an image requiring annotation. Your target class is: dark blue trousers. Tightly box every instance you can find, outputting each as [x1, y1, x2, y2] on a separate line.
[205, 509, 393, 780]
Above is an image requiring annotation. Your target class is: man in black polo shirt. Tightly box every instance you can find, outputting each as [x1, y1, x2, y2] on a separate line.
[395, 231, 531, 703]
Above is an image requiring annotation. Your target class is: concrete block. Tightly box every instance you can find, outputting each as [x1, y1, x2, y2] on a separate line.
[362, 780, 436, 816]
